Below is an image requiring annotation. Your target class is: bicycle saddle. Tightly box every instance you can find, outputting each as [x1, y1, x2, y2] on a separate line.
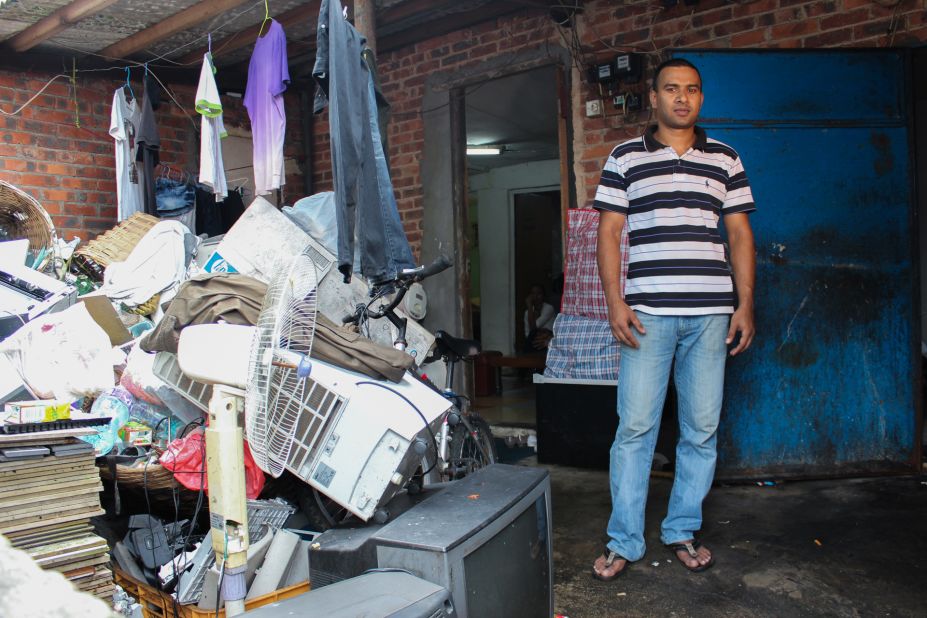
[433, 330, 481, 361]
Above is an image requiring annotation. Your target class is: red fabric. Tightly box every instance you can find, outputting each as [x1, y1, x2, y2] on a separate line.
[560, 208, 629, 320]
[160, 429, 266, 499]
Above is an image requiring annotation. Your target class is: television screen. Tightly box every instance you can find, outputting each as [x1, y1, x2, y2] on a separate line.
[309, 464, 554, 618]
[464, 494, 550, 617]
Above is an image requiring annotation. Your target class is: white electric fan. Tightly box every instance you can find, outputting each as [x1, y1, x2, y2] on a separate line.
[177, 248, 318, 616]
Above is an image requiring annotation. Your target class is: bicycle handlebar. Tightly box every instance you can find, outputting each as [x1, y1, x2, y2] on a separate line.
[407, 255, 452, 281]
[343, 255, 453, 325]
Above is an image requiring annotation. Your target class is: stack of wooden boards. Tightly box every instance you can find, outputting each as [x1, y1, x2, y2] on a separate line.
[0, 430, 112, 601]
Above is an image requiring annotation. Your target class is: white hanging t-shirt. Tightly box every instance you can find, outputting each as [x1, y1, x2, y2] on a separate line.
[109, 88, 144, 221]
[195, 53, 228, 199]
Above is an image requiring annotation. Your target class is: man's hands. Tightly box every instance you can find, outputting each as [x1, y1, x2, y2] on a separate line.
[525, 294, 535, 312]
[608, 300, 646, 348]
[726, 302, 754, 356]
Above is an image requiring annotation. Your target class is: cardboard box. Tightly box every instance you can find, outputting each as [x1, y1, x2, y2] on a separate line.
[2, 399, 72, 424]
[119, 421, 153, 446]
[78, 293, 133, 346]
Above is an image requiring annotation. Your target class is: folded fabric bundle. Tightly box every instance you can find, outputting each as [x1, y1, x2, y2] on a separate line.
[561, 208, 629, 321]
[141, 272, 267, 354]
[100, 220, 192, 308]
[310, 313, 415, 384]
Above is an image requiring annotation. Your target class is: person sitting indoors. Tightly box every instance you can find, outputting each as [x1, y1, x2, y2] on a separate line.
[523, 284, 556, 354]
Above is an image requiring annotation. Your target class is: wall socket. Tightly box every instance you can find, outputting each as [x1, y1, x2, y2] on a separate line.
[585, 99, 603, 117]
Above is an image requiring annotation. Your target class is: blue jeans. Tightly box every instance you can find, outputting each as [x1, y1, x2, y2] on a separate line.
[312, 0, 414, 285]
[606, 312, 729, 561]
[366, 74, 414, 280]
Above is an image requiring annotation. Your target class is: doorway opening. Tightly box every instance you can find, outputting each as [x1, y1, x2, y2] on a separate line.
[464, 65, 565, 359]
[513, 189, 562, 353]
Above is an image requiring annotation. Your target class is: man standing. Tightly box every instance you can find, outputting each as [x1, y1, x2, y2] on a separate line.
[592, 58, 756, 580]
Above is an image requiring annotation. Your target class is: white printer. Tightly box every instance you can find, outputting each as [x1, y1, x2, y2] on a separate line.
[0, 265, 77, 341]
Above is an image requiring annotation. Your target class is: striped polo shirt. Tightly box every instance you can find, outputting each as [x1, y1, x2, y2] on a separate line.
[593, 125, 755, 316]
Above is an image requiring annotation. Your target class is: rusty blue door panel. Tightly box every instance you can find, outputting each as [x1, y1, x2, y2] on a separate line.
[675, 50, 918, 477]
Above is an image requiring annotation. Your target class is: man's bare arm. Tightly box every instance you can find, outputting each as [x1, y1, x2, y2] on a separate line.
[724, 212, 755, 356]
[597, 210, 644, 347]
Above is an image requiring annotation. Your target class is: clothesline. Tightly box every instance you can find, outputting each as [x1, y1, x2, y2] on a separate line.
[0, 0, 268, 120]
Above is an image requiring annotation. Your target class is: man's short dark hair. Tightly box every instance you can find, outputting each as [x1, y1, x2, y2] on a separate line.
[651, 58, 702, 91]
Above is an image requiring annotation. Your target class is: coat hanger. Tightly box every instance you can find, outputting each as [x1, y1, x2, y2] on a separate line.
[257, 0, 271, 38]
[123, 67, 135, 102]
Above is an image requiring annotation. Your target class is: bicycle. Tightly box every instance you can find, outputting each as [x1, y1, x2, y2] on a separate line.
[344, 256, 497, 486]
[420, 329, 498, 485]
[293, 257, 498, 529]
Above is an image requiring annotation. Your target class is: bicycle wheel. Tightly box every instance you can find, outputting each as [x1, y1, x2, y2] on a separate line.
[447, 414, 497, 480]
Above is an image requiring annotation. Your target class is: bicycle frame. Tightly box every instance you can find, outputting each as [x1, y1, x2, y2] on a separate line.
[345, 258, 495, 484]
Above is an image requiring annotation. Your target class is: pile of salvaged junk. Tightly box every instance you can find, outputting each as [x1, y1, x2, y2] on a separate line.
[0, 188, 441, 615]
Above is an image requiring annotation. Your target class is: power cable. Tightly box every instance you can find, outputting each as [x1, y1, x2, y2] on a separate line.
[356, 381, 440, 476]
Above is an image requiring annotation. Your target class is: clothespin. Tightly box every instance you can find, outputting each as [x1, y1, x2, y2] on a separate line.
[208, 32, 212, 54]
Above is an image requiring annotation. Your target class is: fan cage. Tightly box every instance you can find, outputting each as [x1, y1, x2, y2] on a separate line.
[246, 249, 319, 477]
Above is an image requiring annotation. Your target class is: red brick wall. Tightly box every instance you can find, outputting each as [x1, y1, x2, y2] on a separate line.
[0, 68, 304, 241]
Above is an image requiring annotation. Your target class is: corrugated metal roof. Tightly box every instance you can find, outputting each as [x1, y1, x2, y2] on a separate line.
[0, 0, 549, 74]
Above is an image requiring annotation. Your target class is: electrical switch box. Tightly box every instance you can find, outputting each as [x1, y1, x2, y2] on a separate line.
[585, 100, 603, 117]
[614, 53, 643, 83]
[589, 53, 644, 85]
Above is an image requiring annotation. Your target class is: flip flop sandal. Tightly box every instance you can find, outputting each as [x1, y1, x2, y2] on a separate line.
[666, 540, 715, 573]
[592, 545, 630, 581]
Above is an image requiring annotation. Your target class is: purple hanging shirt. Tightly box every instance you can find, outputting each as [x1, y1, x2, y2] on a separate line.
[244, 20, 290, 196]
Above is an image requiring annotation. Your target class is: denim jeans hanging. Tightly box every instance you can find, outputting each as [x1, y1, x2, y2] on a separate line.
[312, 0, 414, 284]
[154, 177, 195, 216]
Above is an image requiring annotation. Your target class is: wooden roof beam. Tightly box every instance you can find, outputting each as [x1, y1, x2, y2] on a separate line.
[8, 0, 119, 52]
[99, 0, 252, 60]
[178, 0, 321, 65]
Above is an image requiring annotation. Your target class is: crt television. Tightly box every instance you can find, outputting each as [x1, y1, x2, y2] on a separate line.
[309, 463, 553, 618]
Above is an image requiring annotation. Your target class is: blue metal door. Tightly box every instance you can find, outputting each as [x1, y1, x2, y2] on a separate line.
[675, 50, 918, 477]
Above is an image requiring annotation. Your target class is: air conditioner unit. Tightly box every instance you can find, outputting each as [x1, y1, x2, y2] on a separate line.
[276, 359, 451, 522]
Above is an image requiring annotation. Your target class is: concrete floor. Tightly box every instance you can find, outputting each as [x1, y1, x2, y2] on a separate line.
[546, 464, 927, 618]
[478, 376, 927, 618]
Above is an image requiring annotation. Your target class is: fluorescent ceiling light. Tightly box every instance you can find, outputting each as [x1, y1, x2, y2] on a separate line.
[467, 146, 503, 156]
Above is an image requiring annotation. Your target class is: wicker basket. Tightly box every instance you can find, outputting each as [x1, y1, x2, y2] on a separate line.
[99, 458, 205, 516]
[123, 293, 161, 316]
[99, 459, 181, 492]
[0, 180, 56, 269]
[71, 212, 159, 281]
